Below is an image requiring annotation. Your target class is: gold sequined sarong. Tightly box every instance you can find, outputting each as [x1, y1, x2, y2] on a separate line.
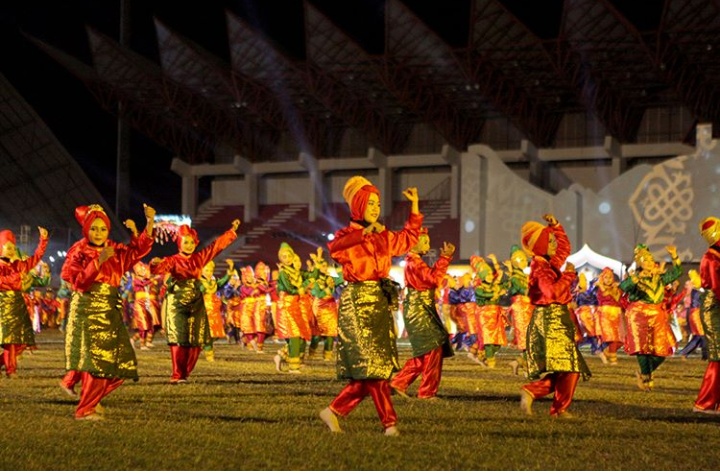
[623, 301, 675, 356]
[526, 304, 591, 381]
[0, 290, 36, 345]
[64, 283, 138, 380]
[701, 291, 720, 361]
[337, 280, 399, 380]
[403, 288, 451, 358]
[164, 279, 211, 347]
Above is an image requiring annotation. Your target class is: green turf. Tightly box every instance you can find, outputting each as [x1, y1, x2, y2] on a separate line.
[0, 329, 717, 470]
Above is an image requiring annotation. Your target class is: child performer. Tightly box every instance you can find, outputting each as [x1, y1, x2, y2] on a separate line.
[694, 217, 720, 413]
[273, 242, 312, 373]
[505, 245, 533, 376]
[594, 267, 624, 365]
[471, 254, 509, 368]
[319, 176, 422, 436]
[150, 219, 240, 383]
[307, 248, 343, 362]
[390, 228, 455, 400]
[200, 259, 233, 361]
[252, 261, 272, 353]
[448, 274, 473, 352]
[130, 261, 160, 350]
[678, 271, 706, 360]
[574, 274, 605, 362]
[61, 203, 155, 420]
[519, 213, 590, 418]
[0, 227, 48, 377]
[619, 244, 681, 391]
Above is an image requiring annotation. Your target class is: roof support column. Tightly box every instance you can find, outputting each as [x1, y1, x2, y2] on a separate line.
[523, 139, 543, 188]
[236, 156, 258, 223]
[300, 152, 323, 222]
[170, 158, 198, 217]
[369, 147, 392, 219]
[442, 145, 460, 219]
[604, 135, 625, 179]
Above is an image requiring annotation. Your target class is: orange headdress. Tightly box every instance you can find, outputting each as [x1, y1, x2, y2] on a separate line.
[175, 224, 199, 250]
[0, 230, 16, 248]
[75, 204, 110, 239]
[342, 175, 380, 221]
[520, 221, 550, 256]
[700, 216, 720, 246]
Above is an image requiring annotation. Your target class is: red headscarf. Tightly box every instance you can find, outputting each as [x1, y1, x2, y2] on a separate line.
[0, 230, 16, 248]
[175, 224, 199, 251]
[74, 204, 111, 240]
[350, 184, 380, 221]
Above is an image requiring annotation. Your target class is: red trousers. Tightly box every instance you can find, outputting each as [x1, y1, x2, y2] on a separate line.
[391, 347, 443, 398]
[76, 372, 123, 418]
[61, 369, 82, 391]
[1, 344, 26, 375]
[170, 345, 202, 381]
[695, 361, 720, 411]
[522, 372, 580, 415]
[329, 379, 397, 429]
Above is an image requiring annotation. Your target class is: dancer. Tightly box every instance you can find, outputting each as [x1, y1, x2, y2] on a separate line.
[519, 213, 590, 418]
[448, 274, 473, 353]
[594, 267, 624, 365]
[222, 269, 242, 345]
[505, 245, 534, 376]
[252, 261, 272, 352]
[678, 271, 707, 360]
[61, 203, 154, 420]
[693, 217, 720, 413]
[619, 244, 682, 391]
[150, 218, 240, 383]
[273, 242, 312, 373]
[129, 261, 160, 350]
[390, 228, 454, 400]
[307, 248, 343, 362]
[319, 176, 422, 436]
[0, 227, 48, 377]
[200, 259, 232, 361]
[574, 274, 605, 362]
[471, 254, 509, 368]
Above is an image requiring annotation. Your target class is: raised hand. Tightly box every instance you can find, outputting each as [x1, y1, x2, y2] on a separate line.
[124, 219, 138, 237]
[38, 226, 48, 239]
[230, 219, 241, 232]
[440, 241, 455, 257]
[543, 214, 558, 226]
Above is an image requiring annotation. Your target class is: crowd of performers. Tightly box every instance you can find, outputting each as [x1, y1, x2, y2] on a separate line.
[3, 177, 720, 430]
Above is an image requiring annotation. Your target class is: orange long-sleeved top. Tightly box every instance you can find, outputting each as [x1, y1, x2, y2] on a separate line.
[527, 223, 576, 306]
[61, 232, 153, 292]
[0, 236, 48, 291]
[404, 252, 451, 291]
[700, 247, 720, 296]
[150, 229, 236, 280]
[328, 213, 423, 283]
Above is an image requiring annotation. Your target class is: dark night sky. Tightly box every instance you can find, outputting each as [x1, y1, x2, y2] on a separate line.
[0, 0, 478, 217]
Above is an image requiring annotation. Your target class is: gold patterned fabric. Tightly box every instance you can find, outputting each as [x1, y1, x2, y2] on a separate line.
[279, 293, 311, 340]
[164, 279, 211, 347]
[477, 304, 507, 346]
[312, 296, 338, 337]
[623, 301, 675, 356]
[336, 280, 399, 380]
[526, 304, 591, 381]
[509, 295, 533, 350]
[64, 283, 138, 380]
[701, 291, 720, 361]
[0, 290, 35, 345]
[596, 305, 624, 342]
[403, 288, 452, 358]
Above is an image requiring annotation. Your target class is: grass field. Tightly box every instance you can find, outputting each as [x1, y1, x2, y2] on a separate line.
[0, 329, 718, 470]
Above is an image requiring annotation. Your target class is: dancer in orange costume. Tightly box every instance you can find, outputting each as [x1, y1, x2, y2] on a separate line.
[150, 218, 240, 383]
[0, 227, 48, 377]
[252, 261, 272, 352]
[619, 244, 681, 391]
[273, 242, 312, 373]
[61, 203, 154, 420]
[471, 253, 509, 368]
[594, 267, 624, 365]
[200, 259, 232, 361]
[505, 245, 533, 376]
[519, 213, 590, 418]
[319, 176, 422, 436]
[307, 248, 343, 361]
[693, 217, 720, 413]
[390, 228, 454, 400]
[130, 261, 161, 350]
